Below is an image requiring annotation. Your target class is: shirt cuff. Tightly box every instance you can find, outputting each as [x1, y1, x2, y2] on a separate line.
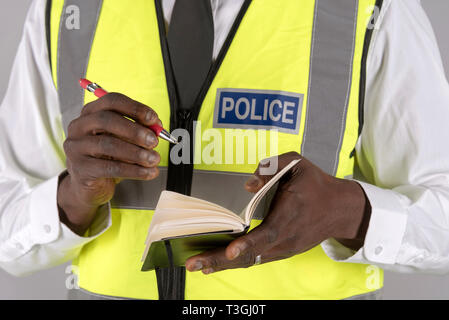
[53, 203, 112, 252]
[321, 181, 408, 265]
[20, 176, 111, 258]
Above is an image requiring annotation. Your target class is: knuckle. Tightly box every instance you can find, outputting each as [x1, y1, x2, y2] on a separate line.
[63, 139, 71, 154]
[81, 100, 96, 115]
[131, 103, 143, 119]
[103, 162, 121, 177]
[242, 237, 257, 250]
[94, 111, 112, 129]
[283, 243, 299, 257]
[133, 104, 154, 123]
[135, 127, 148, 144]
[242, 251, 256, 268]
[63, 139, 78, 158]
[206, 256, 220, 268]
[76, 158, 93, 178]
[104, 92, 125, 106]
[67, 119, 78, 136]
[264, 228, 278, 244]
[131, 103, 142, 118]
[96, 135, 114, 154]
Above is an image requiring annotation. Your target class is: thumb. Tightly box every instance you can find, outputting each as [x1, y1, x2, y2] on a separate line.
[245, 152, 301, 193]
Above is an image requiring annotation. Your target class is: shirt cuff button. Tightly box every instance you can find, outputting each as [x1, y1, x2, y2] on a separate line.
[43, 224, 52, 234]
[374, 246, 383, 255]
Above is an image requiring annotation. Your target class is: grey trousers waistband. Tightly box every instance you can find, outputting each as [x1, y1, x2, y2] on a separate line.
[68, 287, 383, 300]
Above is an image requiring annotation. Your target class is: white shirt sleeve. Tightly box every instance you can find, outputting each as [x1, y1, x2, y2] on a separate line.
[321, 0, 449, 274]
[0, 0, 110, 277]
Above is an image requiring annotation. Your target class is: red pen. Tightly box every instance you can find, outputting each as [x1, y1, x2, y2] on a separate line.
[79, 79, 178, 144]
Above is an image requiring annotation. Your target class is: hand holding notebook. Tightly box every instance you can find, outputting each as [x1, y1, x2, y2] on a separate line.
[141, 158, 301, 271]
[141, 152, 369, 273]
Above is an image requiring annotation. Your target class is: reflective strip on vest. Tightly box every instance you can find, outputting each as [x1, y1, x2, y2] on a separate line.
[113, 168, 268, 220]
[301, 0, 358, 176]
[57, 0, 103, 133]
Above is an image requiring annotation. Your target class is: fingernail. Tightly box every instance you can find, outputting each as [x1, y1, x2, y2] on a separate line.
[140, 168, 154, 179]
[192, 261, 203, 271]
[140, 150, 151, 161]
[145, 111, 156, 123]
[146, 134, 156, 147]
[147, 152, 159, 165]
[231, 247, 241, 260]
[202, 268, 214, 275]
[246, 176, 261, 188]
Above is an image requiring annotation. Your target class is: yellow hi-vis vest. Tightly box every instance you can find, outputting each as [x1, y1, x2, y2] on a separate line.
[49, 0, 384, 299]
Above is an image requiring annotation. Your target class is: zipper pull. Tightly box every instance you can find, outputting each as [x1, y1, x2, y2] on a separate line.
[177, 109, 192, 128]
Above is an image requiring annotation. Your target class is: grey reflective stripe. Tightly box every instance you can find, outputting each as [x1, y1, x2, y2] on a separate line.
[344, 289, 383, 300]
[112, 168, 269, 220]
[111, 168, 168, 210]
[58, 0, 103, 134]
[68, 286, 382, 300]
[191, 170, 273, 220]
[68, 288, 136, 300]
[301, 0, 359, 175]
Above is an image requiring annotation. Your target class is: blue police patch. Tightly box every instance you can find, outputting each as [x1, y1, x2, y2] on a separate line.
[213, 89, 303, 134]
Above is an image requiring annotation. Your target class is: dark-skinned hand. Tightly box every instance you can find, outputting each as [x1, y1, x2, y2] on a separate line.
[185, 151, 371, 274]
[57, 93, 162, 235]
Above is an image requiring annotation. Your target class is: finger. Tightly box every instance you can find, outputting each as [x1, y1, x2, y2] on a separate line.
[81, 157, 160, 180]
[245, 152, 302, 193]
[224, 223, 279, 262]
[68, 111, 158, 149]
[225, 188, 299, 261]
[185, 247, 229, 273]
[64, 135, 161, 168]
[185, 246, 259, 274]
[81, 92, 162, 127]
[185, 240, 288, 274]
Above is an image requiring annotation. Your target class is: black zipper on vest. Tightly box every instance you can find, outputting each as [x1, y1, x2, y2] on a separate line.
[154, 0, 252, 300]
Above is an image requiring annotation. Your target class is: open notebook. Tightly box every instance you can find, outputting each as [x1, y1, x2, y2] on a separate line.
[141, 159, 301, 271]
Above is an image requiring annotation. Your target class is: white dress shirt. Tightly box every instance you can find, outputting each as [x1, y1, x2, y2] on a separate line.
[1, 0, 449, 277]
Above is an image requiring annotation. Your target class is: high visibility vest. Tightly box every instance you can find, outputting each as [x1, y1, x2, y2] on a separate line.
[49, 0, 384, 299]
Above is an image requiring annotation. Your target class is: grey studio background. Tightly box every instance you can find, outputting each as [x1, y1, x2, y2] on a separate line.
[1, 1, 449, 300]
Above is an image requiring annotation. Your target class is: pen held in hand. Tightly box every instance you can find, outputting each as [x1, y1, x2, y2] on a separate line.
[79, 78, 178, 144]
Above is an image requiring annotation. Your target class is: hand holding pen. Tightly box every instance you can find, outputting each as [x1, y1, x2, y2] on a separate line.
[57, 81, 168, 236]
[79, 79, 178, 144]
